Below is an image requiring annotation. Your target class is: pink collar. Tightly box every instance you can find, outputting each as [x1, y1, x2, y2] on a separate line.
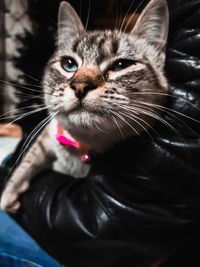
[56, 123, 91, 163]
[56, 123, 80, 148]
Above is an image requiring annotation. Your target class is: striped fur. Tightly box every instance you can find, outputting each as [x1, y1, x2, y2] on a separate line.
[1, 0, 169, 213]
[43, 0, 169, 151]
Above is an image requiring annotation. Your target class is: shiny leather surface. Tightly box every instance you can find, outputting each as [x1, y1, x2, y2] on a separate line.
[11, 0, 200, 266]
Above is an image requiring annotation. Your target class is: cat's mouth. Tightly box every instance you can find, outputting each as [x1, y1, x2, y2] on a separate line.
[70, 102, 82, 112]
[66, 101, 103, 117]
[66, 102, 92, 116]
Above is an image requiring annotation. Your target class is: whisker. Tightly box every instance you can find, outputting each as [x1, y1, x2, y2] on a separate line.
[20, 111, 59, 162]
[123, 0, 145, 33]
[119, 0, 135, 32]
[22, 83, 44, 89]
[120, 110, 149, 133]
[15, 94, 44, 101]
[9, 91, 43, 99]
[93, 120, 108, 134]
[137, 101, 200, 125]
[120, 103, 177, 132]
[108, 101, 159, 139]
[79, 0, 82, 20]
[0, 104, 47, 120]
[114, 0, 119, 30]
[126, 104, 188, 145]
[119, 108, 158, 138]
[0, 58, 50, 92]
[19, 113, 54, 160]
[0, 58, 40, 85]
[3, 112, 57, 185]
[109, 113, 125, 139]
[110, 109, 140, 136]
[130, 91, 200, 113]
[19, 70, 41, 84]
[85, 0, 91, 31]
[0, 106, 50, 133]
[0, 79, 56, 97]
[134, 101, 200, 138]
[0, 58, 58, 96]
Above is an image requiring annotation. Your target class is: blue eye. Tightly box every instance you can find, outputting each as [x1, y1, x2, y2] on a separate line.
[61, 57, 78, 72]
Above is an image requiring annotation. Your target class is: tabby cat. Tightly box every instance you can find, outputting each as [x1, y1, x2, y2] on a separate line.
[0, 0, 169, 212]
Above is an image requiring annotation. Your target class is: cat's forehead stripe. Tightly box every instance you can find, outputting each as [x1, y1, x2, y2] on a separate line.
[72, 32, 120, 64]
[112, 39, 119, 54]
[97, 37, 106, 50]
[72, 39, 80, 53]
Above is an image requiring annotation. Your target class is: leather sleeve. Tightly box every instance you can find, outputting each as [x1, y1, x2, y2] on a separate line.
[13, 0, 200, 266]
[15, 134, 200, 267]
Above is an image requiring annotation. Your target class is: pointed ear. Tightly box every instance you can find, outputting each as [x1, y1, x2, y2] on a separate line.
[58, 2, 85, 42]
[131, 0, 169, 51]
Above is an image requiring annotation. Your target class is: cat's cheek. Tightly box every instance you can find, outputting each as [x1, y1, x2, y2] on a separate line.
[53, 62, 75, 79]
[83, 89, 104, 106]
[63, 88, 79, 110]
[49, 87, 78, 112]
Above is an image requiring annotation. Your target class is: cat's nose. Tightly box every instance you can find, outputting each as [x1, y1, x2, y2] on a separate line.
[70, 81, 97, 100]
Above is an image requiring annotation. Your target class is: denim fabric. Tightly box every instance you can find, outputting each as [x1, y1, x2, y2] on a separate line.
[0, 210, 63, 267]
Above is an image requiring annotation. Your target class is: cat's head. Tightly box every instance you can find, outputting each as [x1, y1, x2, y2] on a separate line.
[43, 0, 169, 151]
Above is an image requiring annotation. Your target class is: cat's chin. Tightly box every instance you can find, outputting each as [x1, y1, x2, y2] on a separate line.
[57, 108, 103, 131]
[69, 102, 86, 114]
[60, 102, 98, 117]
[54, 110, 125, 152]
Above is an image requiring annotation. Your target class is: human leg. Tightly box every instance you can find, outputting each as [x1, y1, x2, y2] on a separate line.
[0, 209, 62, 267]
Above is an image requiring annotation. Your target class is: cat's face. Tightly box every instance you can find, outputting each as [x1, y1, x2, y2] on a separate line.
[43, 0, 169, 147]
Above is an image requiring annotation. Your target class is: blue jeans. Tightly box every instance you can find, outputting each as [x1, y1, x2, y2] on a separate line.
[0, 209, 63, 266]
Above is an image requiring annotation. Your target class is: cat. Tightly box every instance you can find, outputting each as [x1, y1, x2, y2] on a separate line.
[0, 0, 169, 213]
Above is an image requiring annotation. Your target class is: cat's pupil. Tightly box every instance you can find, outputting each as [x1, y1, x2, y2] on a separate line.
[61, 57, 78, 72]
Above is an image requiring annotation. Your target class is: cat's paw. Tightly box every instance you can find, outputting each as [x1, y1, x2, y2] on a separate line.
[0, 180, 29, 213]
[0, 191, 21, 213]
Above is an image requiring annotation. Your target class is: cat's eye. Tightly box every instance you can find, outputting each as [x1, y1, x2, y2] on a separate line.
[109, 59, 136, 71]
[61, 57, 78, 72]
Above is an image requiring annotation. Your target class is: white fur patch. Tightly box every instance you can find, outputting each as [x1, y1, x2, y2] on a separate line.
[53, 62, 74, 79]
[49, 119, 90, 177]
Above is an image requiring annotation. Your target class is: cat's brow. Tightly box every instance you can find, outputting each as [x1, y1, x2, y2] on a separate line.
[72, 39, 80, 53]
[97, 37, 119, 64]
[98, 37, 106, 50]
[97, 52, 109, 65]
[111, 39, 119, 54]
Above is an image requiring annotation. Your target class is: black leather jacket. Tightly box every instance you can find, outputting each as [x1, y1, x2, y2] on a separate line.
[3, 0, 200, 266]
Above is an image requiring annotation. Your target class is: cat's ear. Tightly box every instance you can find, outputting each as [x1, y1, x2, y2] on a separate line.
[58, 1, 85, 41]
[131, 0, 169, 52]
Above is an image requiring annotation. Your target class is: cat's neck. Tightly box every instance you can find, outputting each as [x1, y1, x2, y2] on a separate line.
[63, 126, 119, 154]
[52, 118, 126, 154]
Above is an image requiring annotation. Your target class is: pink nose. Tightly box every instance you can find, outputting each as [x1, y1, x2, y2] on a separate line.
[70, 81, 97, 100]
